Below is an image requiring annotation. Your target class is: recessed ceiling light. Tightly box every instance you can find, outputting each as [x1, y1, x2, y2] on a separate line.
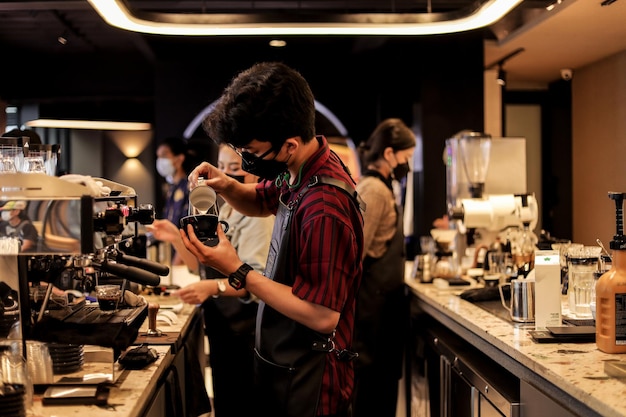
[269, 39, 287, 47]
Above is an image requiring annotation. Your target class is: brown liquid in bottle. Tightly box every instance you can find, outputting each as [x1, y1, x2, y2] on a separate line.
[596, 249, 626, 353]
[596, 191, 626, 353]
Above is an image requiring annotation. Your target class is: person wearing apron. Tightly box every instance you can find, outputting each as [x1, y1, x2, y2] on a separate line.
[352, 118, 416, 417]
[180, 62, 365, 417]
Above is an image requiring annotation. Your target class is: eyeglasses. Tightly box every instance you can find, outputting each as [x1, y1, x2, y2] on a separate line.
[228, 143, 275, 160]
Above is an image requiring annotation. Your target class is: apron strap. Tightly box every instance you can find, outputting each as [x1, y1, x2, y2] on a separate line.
[308, 175, 366, 213]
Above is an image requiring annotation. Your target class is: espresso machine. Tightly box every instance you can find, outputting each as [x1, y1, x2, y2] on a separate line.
[443, 131, 538, 274]
[1, 172, 169, 384]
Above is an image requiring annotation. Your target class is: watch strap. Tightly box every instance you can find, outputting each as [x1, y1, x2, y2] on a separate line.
[228, 263, 253, 290]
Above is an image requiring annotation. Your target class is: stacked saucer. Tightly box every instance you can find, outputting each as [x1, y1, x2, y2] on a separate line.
[0, 298, 20, 339]
[47, 343, 84, 374]
[0, 383, 26, 417]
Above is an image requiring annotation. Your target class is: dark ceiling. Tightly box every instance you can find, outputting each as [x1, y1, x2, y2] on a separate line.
[0, 0, 551, 60]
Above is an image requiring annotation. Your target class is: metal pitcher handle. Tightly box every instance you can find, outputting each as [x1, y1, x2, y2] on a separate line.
[499, 283, 511, 313]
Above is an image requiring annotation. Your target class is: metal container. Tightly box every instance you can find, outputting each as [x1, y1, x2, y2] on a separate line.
[413, 254, 433, 283]
[499, 278, 535, 323]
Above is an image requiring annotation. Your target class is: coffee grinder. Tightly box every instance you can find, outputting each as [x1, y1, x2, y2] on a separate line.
[444, 131, 539, 273]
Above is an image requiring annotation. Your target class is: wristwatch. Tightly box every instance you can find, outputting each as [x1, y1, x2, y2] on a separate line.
[212, 279, 227, 298]
[228, 263, 253, 290]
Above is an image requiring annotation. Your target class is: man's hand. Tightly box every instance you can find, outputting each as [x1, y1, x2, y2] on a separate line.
[188, 162, 231, 193]
[180, 221, 242, 276]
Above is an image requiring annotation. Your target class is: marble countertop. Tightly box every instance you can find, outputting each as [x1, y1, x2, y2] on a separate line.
[405, 267, 626, 417]
[28, 344, 172, 417]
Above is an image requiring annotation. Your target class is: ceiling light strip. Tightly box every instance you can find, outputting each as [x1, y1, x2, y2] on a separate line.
[87, 0, 523, 36]
[25, 119, 152, 131]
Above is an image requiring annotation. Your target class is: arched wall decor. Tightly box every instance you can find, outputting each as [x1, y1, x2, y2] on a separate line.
[183, 99, 348, 139]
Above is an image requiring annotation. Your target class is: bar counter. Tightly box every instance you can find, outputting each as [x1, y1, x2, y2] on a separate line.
[405, 263, 626, 417]
[27, 266, 205, 417]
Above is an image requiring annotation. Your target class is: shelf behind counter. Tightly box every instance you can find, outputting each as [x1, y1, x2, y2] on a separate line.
[405, 262, 626, 417]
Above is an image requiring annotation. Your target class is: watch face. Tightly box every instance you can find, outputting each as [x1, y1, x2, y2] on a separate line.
[229, 263, 252, 290]
[229, 275, 244, 290]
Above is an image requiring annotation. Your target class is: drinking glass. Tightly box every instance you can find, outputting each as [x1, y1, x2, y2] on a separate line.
[21, 156, 46, 173]
[567, 245, 601, 317]
[570, 270, 595, 319]
[95, 285, 122, 311]
[25, 144, 60, 176]
[0, 138, 23, 173]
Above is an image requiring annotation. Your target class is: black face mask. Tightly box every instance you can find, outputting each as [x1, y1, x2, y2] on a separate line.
[240, 147, 287, 181]
[393, 162, 410, 180]
[226, 173, 246, 183]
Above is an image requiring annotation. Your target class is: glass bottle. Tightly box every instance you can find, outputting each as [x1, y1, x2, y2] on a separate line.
[596, 192, 626, 353]
[596, 247, 626, 352]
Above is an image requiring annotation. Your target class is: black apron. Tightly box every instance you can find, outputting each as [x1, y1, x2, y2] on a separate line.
[353, 173, 407, 376]
[254, 176, 361, 417]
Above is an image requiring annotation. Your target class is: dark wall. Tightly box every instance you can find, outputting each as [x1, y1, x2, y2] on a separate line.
[1, 32, 485, 240]
[504, 81, 573, 242]
[152, 33, 485, 237]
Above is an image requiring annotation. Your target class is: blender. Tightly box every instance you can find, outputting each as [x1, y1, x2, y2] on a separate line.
[458, 131, 492, 199]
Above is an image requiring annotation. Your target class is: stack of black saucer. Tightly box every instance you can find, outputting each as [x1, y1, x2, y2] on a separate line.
[47, 343, 84, 374]
[0, 297, 20, 339]
[0, 384, 26, 417]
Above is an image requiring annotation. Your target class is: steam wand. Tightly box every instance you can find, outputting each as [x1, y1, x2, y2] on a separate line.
[596, 238, 612, 261]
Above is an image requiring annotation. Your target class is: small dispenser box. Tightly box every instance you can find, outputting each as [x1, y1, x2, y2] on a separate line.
[534, 250, 562, 330]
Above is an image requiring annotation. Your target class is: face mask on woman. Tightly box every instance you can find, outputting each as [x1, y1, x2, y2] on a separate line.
[393, 162, 410, 180]
[1, 211, 12, 221]
[156, 157, 176, 180]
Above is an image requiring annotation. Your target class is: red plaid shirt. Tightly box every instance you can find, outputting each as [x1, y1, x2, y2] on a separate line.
[256, 136, 364, 415]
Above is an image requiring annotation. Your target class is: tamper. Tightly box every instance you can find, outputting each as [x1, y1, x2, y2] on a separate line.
[146, 302, 163, 337]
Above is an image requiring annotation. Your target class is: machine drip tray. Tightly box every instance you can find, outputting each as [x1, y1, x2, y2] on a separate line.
[52, 304, 147, 325]
[31, 304, 148, 350]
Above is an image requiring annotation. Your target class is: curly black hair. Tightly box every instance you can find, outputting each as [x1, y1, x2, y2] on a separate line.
[202, 62, 316, 150]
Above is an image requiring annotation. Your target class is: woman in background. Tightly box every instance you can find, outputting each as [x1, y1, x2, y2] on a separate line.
[352, 118, 416, 417]
[0, 200, 38, 252]
[155, 136, 191, 265]
[149, 144, 273, 417]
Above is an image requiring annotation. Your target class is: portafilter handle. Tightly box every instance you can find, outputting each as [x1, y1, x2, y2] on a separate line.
[114, 252, 170, 276]
[92, 261, 161, 287]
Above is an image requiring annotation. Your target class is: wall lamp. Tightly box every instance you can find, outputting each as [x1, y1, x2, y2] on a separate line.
[111, 132, 152, 158]
[87, 0, 524, 36]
